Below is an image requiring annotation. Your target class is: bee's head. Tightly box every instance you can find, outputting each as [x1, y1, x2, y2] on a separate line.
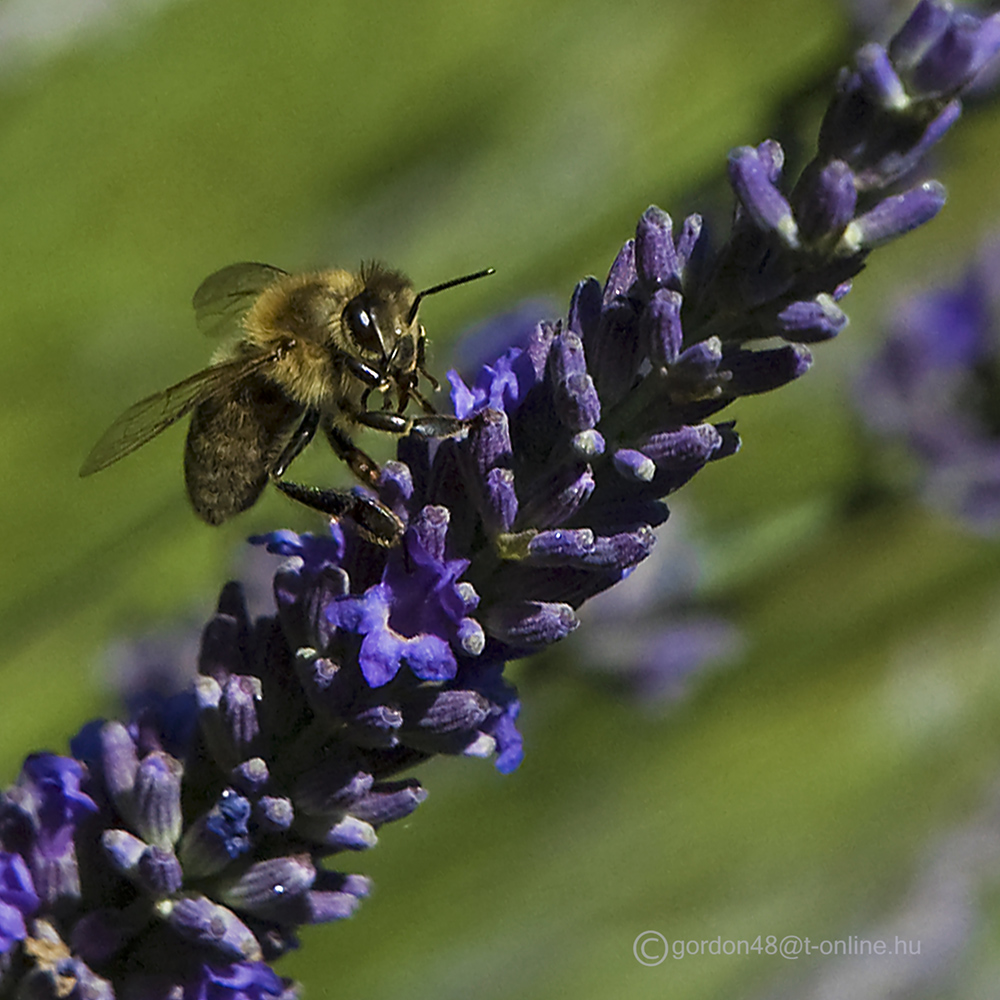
[340, 264, 417, 375]
[341, 263, 494, 380]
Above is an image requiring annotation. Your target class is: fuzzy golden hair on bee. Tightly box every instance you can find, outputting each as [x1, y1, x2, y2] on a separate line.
[80, 259, 493, 542]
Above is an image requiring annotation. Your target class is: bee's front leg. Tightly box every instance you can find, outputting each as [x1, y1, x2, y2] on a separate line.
[356, 410, 472, 439]
[343, 355, 390, 389]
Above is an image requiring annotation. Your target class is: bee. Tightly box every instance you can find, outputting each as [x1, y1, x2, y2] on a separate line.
[80, 261, 492, 545]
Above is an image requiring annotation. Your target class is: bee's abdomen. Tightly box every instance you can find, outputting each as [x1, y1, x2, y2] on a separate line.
[184, 376, 304, 525]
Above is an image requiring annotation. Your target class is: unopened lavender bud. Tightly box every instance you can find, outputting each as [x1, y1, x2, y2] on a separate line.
[526, 528, 595, 564]
[350, 780, 427, 827]
[255, 796, 294, 834]
[642, 425, 723, 469]
[793, 160, 857, 245]
[26, 851, 81, 909]
[548, 329, 588, 384]
[197, 603, 245, 682]
[755, 138, 784, 181]
[378, 459, 414, 510]
[231, 757, 270, 796]
[517, 463, 596, 529]
[557, 370, 601, 432]
[613, 449, 656, 483]
[317, 816, 378, 852]
[592, 298, 642, 406]
[294, 649, 340, 703]
[668, 338, 726, 401]
[132, 751, 183, 849]
[468, 407, 513, 472]
[550, 333, 601, 430]
[302, 890, 363, 924]
[97, 722, 138, 807]
[416, 690, 491, 733]
[457, 617, 486, 656]
[775, 294, 847, 342]
[571, 428, 605, 458]
[857, 42, 908, 109]
[840, 181, 946, 252]
[909, 12, 1000, 97]
[326, 871, 371, 899]
[158, 895, 262, 962]
[728, 146, 799, 248]
[643, 289, 684, 367]
[484, 600, 579, 647]
[726, 345, 813, 395]
[101, 829, 146, 877]
[675, 213, 702, 271]
[293, 763, 373, 817]
[635, 205, 679, 291]
[889, 0, 952, 70]
[346, 705, 403, 747]
[462, 734, 498, 759]
[567, 276, 602, 338]
[221, 675, 263, 756]
[590, 528, 655, 571]
[194, 674, 222, 711]
[484, 468, 519, 534]
[602, 239, 637, 303]
[135, 846, 183, 896]
[410, 505, 449, 562]
[196, 674, 263, 772]
[216, 855, 316, 919]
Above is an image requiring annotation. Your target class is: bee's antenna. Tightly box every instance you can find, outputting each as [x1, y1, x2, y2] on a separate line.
[407, 267, 495, 326]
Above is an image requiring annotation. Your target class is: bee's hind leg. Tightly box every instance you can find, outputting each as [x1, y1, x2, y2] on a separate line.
[274, 414, 405, 546]
[274, 480, 404, 547]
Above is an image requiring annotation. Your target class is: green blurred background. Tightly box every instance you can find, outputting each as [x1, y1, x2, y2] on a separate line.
[3, 0, 1000, 997]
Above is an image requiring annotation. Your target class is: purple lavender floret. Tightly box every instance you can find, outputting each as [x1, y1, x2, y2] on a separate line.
[857, 237, 1000, 531]
[2, 4, 996, 997]
[0, 852, 38, 953]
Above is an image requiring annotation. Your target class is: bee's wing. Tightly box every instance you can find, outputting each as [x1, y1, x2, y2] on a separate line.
[79, 350, 281, 476]
[192, 262, 288, 338]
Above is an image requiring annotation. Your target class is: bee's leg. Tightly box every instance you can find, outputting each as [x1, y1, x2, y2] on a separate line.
[408, 414, 472, 437]
[271, 408, 320, 479]
[415, 325, 440, 391]
[343, 356, 390, 391]
[409, 385, 439, 416]
[354, 410, 471, 439]
[274, 480, 404, 547]
[322, 419, 383, 489]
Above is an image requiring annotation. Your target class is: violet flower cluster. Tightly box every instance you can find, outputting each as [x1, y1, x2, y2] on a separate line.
[2, 4, 998, 1000]
[567, 521, 744, 704]
[857, 236, 1000, 531]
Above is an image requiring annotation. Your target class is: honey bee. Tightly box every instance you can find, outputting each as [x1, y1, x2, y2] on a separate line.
[80, 261, 492, 544]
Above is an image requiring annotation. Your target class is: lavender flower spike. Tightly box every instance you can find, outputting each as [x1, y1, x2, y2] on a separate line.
[857, 236, 1000, 533]
[3, 3, 998, 998]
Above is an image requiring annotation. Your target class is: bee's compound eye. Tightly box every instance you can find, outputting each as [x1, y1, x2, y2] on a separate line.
[342, 297, 384, 355]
